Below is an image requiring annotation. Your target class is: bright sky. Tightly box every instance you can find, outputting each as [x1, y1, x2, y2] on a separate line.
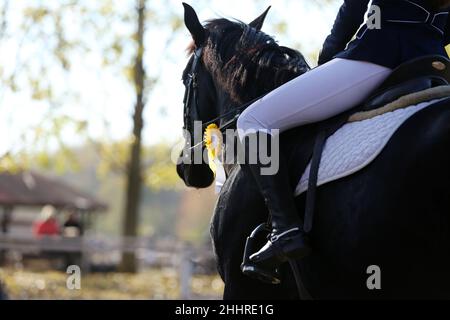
[0, 0, 341, 156]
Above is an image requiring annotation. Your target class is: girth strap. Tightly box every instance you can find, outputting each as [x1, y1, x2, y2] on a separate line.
[303, 111, 352, 233]
[303, 130, 326, 233]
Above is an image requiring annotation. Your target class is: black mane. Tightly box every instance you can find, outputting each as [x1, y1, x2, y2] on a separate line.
[201, 18, 310, 105]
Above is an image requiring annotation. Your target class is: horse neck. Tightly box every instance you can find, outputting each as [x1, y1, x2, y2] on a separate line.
[213, 49, 309, 177]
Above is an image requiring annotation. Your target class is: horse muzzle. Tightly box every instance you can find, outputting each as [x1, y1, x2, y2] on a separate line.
[176, 153, 215, 189]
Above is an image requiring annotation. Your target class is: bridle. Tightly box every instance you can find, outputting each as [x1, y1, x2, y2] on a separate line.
[182, 47, 204, 151]
[182, 46, 267, 151]
[183, 47, 203, 137]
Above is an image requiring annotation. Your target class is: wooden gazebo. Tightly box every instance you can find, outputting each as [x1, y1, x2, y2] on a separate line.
[0, 171, 107, 233]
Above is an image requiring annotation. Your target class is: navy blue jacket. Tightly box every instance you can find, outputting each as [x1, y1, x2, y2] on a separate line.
[318, 0, 450, 68]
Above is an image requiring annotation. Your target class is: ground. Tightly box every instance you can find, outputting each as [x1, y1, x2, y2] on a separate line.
[0, 267, 223, 300]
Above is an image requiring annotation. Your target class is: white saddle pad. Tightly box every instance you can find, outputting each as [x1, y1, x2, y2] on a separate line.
[295, 98, 446, 196]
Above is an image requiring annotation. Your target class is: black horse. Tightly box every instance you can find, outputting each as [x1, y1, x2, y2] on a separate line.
[177, 4, 450, 299]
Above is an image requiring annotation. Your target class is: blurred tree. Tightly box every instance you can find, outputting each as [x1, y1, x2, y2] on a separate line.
[120, 0, 146, 273]
[0, 0, 184, 184]
[0, 0, 90, 172]
[0, 0, 186, 272]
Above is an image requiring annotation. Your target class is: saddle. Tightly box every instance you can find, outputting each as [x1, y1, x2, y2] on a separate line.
[302, 55, 450, 232]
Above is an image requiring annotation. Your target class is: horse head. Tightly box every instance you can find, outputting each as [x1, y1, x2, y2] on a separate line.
[177, 3, 274, 188]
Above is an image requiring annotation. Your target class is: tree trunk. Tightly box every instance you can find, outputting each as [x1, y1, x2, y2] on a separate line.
[120, 0, 146, 273]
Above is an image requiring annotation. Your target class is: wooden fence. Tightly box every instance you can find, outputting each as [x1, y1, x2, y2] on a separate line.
[0, 234, 214, 299]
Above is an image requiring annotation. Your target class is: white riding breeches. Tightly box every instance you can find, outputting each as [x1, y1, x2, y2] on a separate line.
[237, 58, 393, 140]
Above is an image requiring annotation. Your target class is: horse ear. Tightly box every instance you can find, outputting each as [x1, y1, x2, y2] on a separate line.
[249, 6, 271, 31]
[183, 2, 206, 47]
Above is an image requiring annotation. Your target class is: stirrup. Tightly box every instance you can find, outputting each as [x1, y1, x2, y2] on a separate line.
[241, 223, 281, 285]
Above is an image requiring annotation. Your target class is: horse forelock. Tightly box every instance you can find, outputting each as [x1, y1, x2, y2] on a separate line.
[201, 18, 310, 106]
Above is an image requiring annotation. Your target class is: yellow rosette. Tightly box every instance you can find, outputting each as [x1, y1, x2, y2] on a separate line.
[203, 124, 223, 175]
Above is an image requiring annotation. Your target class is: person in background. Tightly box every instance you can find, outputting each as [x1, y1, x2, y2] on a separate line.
[63, 211, 83, 237]
[32, 205, 60, 237]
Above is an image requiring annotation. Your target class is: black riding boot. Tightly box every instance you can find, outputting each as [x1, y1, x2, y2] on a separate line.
[240, 132, 311, 266]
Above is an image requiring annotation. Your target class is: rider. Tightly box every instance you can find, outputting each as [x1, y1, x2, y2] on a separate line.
[237, 0, 450, 266]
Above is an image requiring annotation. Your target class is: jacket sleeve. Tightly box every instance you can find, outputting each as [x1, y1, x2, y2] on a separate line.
[318, 0, 371, 65]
